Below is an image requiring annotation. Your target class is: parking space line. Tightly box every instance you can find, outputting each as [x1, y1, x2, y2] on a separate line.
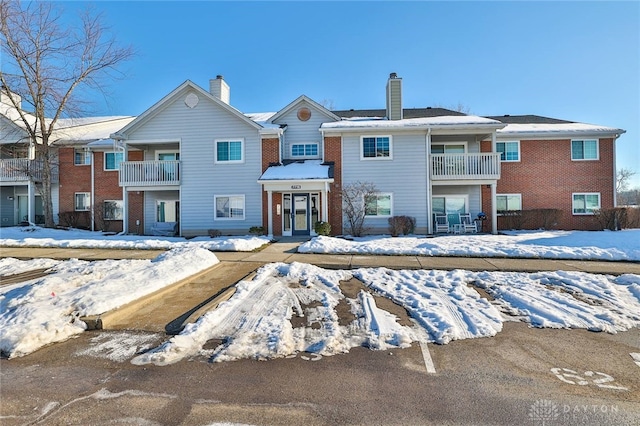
[419, 342, 436, 374]
[631, 353, 640, 368]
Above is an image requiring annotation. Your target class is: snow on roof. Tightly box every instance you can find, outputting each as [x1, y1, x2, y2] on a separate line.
[321, 115, 504, 130]
[259, 160, 332, 181]
[497, 122, 625, 136]
[52, 116, 136, 143]
[245, 112, 277, 124]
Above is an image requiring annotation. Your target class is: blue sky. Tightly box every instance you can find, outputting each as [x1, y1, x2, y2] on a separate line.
[62, 1, 639, 187]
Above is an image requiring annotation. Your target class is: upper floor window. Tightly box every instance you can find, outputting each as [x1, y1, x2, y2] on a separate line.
[571, 139, 598, 160]
[104, 152, 124, 171]
[215, 195, 245, 220]
[74, 149, 91, 165]
[361, 136, 392, 159]
[572, 193, 600, 215]
[215, 139, 243, 163]
[431, 143, 465, 154]
[75, 192, 90, 211]
[496, 141, 520, 162]
[364, 193, 392, 217]
[497, 194, 522, 213]
[104, 200, 124, 220]
[291, 143, 319, 158]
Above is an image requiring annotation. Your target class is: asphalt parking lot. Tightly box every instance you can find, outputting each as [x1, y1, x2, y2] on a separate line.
[1, 243, 640, 425]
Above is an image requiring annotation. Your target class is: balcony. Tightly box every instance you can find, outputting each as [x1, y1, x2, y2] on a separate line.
[430, 153, 501, 181]
[0, 158, 59, 183]
[119, 160, 181, 187]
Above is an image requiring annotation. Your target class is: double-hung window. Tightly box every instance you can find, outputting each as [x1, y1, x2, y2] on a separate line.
[74, 149, 91, 165]
[364, 193, 392, 217]
[104, 200, 124, 220]
[361, 136, 391, 159]
[215, 195, 245, 220]
[572, 193, 600, 215]
[571, 140, 598, 160]
[75, 192, 91, 211]
[215, 139, 243, 163]
[104, 152, 124, 171]
[291, 143, 319, 158]
[496, 141, 520, 161]
[496, 194, 522, 213]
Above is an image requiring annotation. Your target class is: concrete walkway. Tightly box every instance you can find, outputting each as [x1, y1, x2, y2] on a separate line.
[1, 239, 639, 275]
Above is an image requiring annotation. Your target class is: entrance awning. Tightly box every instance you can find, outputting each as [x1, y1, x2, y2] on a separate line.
[258, 160, 334, 191]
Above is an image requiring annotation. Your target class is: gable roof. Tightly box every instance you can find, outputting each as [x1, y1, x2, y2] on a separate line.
[269, 95, 341, 123]
[113, 80, 262, 138]
[484, 114, 573, 124]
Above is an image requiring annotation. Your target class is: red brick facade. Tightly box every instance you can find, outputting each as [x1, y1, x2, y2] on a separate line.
[58, 147, 143, 233]
[481, 138, 615, 231]
[261, 138, 280, 235]
[324, 136, 343, 235]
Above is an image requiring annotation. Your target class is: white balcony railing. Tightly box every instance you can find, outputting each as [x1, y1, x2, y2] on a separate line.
[0, 158, 58, 182]
[119, 160, 181, 186]
[430, 153, 501, 181]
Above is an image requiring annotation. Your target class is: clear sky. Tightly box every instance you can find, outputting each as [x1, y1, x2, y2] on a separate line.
[61, 1, 639, 188]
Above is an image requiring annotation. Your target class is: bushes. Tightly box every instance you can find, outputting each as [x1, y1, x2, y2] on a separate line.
[249, 226, 265, 236]
[388, 216, 416, 236]
[595, 207, 640, 230]
[58, 211, 90, 229]
[314, 221, 331, 236]
[497, 209, 562, 231]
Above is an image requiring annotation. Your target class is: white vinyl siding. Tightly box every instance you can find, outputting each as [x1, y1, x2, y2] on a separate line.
[127, 89, 262, 235]
[572, 193, 600, 215]
[571, 139, 598, 160]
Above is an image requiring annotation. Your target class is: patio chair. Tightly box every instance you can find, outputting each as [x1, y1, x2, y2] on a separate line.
[459, 213, 477, 233]
[434, 213, 450, 233]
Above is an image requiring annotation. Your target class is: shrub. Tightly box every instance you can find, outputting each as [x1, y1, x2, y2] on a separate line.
[595, 207, 640, 230]
[207, 229, 222, 238]
[249, 226, 265, 235]
[497, 209, 562, 230]
[314, 221, 331, 236]
[388, 216, 416, 236]
[58, 211, 89, 229]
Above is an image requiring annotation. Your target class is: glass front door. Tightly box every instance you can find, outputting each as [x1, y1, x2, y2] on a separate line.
[292, 194, 309, 235]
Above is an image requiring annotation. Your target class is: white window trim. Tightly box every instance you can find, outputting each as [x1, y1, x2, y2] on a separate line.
[572, 192, 601, 215]
[214, 194, 246, 220]
[156, 149, 180, 160]
[290, 142, 320, 158]
[103, 199, 124, 220]
[364, 192, 393, 218]
[214, 138, 245, 164]
[571, 139, 599, 161]
[430, 141, 468, 153]
[103, 151, 124, 171]
[360, 135, 393, 160]
[496, 193, 522, 215]
[74, 192, 91, 211]
[496, 141, 521, 162]
[74, 148, 91, 166]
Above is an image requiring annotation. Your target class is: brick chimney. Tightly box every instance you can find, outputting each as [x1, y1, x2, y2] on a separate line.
[209, 75, 230, 104]
[386, 72, 402, 120]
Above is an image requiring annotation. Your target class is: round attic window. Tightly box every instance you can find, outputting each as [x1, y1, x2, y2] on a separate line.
[297, 107, 311, 121]
[185, 93, 199, 109]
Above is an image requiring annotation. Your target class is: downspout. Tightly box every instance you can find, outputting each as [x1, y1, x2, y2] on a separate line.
[90, 150, 95, 231]
[612, 134, 618, 207]
[426, 128, 432, 234]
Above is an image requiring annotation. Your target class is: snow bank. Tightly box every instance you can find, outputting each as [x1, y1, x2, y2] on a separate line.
[0, 247, 218, 358]
[0, 226, 270, 252]
[299, 229, 640, 261]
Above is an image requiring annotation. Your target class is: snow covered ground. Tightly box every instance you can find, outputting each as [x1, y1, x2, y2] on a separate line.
[0, 226, 271, 251]
[1, 226, 639, 362]
[299, 229, 640, 261]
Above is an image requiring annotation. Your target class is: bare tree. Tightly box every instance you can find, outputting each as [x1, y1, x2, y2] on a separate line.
[0, 1, 133, 227]
[341, 181, 378, 237]
[616, 168, 636, 193]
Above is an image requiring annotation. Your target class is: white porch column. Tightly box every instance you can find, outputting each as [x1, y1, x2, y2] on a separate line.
[267, 190, 273, 238]
[426, 128, 432, 234]
[491, 182, 498, 234]
[122, 186, 128, 235]
[27, 181, 35, 224]
[322, 182, 329, 222]
[491, 131, 496, 153]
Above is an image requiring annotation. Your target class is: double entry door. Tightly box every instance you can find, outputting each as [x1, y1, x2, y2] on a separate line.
[283, 193, 319, 236]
